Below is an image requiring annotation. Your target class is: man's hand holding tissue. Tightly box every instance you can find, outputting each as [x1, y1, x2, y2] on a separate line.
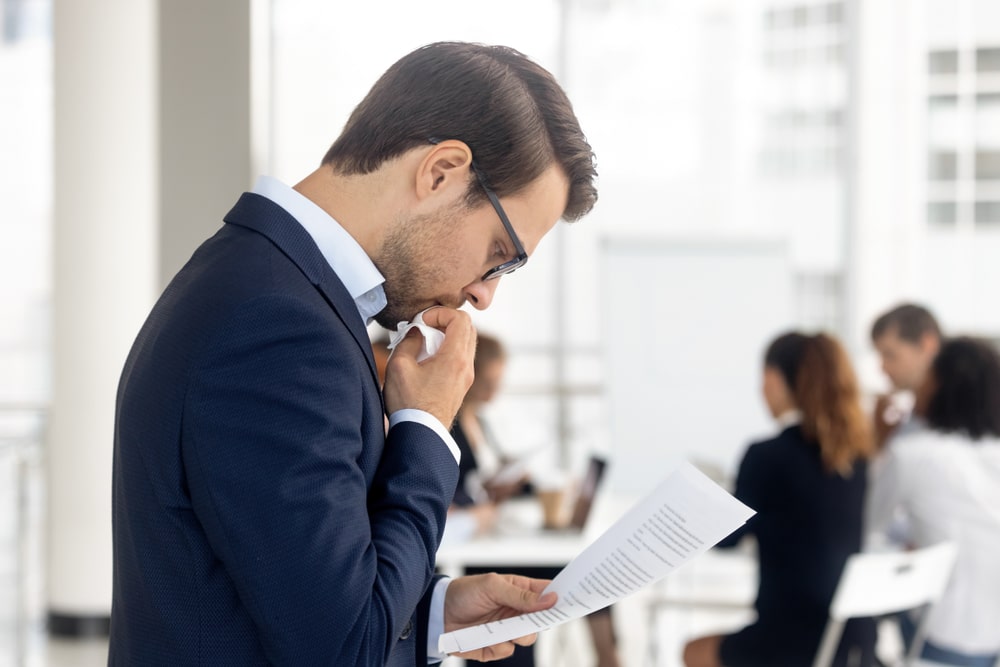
[382, 306, 477, 427]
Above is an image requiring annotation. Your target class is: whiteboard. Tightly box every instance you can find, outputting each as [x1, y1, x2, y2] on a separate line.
[601, 237, 793, 496]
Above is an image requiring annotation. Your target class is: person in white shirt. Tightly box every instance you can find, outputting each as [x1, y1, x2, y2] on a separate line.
[867, 336, 1000, 666]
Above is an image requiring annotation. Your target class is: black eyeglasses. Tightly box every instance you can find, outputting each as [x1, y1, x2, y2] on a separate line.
[428, 137, 528, 281]
[469, 161, 528, 281]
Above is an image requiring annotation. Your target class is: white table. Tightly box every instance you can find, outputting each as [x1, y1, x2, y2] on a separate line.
[435, 493, 634, 577]
[435, 530, 588, 579]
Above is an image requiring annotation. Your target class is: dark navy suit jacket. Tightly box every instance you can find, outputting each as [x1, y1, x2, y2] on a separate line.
[110, 193, 458, 665]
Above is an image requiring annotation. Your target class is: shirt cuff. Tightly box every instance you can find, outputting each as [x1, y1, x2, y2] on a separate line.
[426, 576, 451, 662]
[388, 409, 461, 464]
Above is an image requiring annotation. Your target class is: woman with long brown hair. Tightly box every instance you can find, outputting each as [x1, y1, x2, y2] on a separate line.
[684, 332, 877, 667]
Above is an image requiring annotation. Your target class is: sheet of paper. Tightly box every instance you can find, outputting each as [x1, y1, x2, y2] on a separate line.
[486, 458, 530, 487]
[438, 461, 755, 655]
[486, 444, 549, 487]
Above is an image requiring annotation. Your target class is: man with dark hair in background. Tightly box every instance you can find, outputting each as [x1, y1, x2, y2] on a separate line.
[870, 303, 943, 449]
[110, 41, 598, 666]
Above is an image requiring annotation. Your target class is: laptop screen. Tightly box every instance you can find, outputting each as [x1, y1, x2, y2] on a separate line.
[567, 456, 608, 531]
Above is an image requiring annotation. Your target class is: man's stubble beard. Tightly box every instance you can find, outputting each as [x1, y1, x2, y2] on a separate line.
[372, 207, 463, 330]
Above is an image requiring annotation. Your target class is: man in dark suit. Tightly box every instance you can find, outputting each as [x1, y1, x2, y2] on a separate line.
[109, 42, 598, 666]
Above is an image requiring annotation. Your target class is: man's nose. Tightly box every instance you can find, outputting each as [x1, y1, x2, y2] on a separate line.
[463, 278, 500, 310]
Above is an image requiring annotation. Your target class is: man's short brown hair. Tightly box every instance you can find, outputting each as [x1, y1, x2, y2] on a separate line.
[323, 41, 598, 222]
[870, 303, 942, 344]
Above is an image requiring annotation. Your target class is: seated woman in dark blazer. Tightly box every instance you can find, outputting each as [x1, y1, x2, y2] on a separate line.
[684, 332, 877, 667]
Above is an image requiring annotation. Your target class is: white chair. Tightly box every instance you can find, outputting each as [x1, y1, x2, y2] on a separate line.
[812, 542, 958, 667]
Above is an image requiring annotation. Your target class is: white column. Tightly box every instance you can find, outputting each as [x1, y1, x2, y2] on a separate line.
[844, 0, 923, 386]
[157, 0, 266, 285]
[49, 0, 262, 635]
[50, 0, 158, 634]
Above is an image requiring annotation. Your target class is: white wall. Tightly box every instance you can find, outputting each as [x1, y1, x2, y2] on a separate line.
[602, 238, 793, 496]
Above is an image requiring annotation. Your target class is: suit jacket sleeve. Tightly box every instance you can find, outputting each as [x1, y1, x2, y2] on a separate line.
[182, 293, 458, 665]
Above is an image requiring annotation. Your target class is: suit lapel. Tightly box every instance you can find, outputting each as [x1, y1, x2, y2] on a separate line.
[223, 193, 383, 397]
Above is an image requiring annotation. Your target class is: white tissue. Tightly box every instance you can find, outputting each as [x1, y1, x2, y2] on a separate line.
[386, 308, 446, 362]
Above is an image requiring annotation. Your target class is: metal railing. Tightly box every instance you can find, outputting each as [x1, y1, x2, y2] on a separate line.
[0, 403, 47, 667]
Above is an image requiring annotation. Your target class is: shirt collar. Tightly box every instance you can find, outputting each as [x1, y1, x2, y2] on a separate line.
[775, 409, 802, 429]
[251, 175, 387, 324]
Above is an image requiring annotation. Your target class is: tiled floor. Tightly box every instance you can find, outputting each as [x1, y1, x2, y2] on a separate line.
[2, 431, 112, 667]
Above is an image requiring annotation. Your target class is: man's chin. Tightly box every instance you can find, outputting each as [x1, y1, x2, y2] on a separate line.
[373, 306, 419, 330]
[374, 300, 452, 330]
[372, 311, 401, 330]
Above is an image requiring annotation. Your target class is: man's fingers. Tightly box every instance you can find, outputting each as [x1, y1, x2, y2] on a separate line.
[492, 574, 557, 613]
[530, 591, 558, 611]
[452, 633, 538, 662]
[391, 307, 475, 363]
[418, 305, 456, 330]
[454, 642, 517, 661]
[507, 574, 554, 595]
[388, 328, 424, 359]
[511, 632, 539, 647]
[420, 308, 476, 349]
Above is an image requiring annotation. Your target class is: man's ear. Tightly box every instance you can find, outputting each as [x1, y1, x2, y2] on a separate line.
[414, 139, 473, 202]
[920, 331, 941, 356]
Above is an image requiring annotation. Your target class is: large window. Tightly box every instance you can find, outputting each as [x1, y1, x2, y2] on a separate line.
[0, 0, 51, 411]
[925, 17, 1000, 229]
[0, 0, 51, 659]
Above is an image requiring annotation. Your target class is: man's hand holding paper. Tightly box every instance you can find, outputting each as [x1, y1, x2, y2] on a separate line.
[439, 462, 755, 655]
[441, 573, 559, 661]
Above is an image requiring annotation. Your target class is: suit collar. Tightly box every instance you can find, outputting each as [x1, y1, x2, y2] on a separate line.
[250, 176, 386, 316]
[223, 192, 382, 392]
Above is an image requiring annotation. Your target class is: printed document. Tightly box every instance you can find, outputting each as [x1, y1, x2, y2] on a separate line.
[438, 462, 755, 655]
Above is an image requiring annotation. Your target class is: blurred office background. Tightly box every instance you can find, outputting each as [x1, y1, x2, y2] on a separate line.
[1, 0, 999, 665]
